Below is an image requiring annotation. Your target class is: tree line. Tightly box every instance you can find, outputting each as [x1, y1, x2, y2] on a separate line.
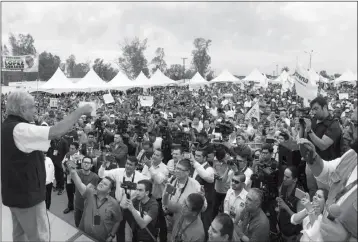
[1, 33, 341, 83]
[1, 33, 215, 82]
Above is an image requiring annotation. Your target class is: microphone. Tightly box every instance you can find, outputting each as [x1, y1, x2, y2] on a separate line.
[327, 204, 341, 221]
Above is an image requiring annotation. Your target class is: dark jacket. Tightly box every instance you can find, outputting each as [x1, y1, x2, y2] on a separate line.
[1, 115, 46, 208]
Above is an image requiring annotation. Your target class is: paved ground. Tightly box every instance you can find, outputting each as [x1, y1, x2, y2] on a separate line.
[48, 188, 76, 227]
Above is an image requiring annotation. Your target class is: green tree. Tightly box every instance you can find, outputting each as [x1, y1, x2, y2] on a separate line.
[66, 54, 76, 78]
[206, 70, 215, 81]
[1, 45, 10, 55]
[150, 47, 167, 74]
[281, 66, 290, 73]
[117, 37, 150, 80]
[93, 58, 118, 82]
[38, 51, 61, 81]
[333, 73, 341, 79]
[8, 33, 37, 56]
[191, 38, 212, 77]
[166, 64, 184, 80]
[73, 63, 90, 78]
[320, 70, 329, 78]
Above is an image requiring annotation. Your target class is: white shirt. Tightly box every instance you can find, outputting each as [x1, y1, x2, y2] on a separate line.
[142, 162, 169, 199]
[224, 188, 248, 221]
[243, 167, 253, 189]
[308, 149, 357, 241]
[291, 209, 323, 242]
[210, 108, 218, 117]
[192, 121, 203, 133]
[13, 123, 51, 153]
[98, 167, 148, 202]
[167, 159, 179, 174]
[45, 156, 55, 185]
[153, 137, 163, 150]
[315, 149, 357, 206]
[244, 100, 252, 108]
[192, 161, 215, 183]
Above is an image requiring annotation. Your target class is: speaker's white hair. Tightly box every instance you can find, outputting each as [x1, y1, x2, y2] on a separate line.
[5, 91, 34, 116]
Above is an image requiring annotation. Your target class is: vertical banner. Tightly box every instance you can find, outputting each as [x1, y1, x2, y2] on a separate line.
[2, 55, 39, 72]
[292, 64, 318, 101]
[245, 102, 260, 121]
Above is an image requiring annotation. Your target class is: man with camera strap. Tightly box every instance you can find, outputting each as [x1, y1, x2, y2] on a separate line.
[98, 156, 148, 242]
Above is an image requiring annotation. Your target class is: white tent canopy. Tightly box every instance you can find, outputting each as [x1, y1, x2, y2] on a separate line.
[210, 69, 240, 83]
[108, 71, 133, 90]
[188, 72, 208, 89]
[269, 71, 289, 84]
[189, 72, 208, 85]
[38, 68, 77, 93]
[73, 69, 109, 92]
[334, 70, 357, 86]
[134, 71, 149, 83]
[145, 69, 176, 87]
[242, 68, 266, 86]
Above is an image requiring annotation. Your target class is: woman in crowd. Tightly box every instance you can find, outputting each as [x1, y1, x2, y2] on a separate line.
[290, 189, 329, 242]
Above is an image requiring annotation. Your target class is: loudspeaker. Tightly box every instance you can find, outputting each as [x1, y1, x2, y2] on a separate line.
[278, 141, 308, 191]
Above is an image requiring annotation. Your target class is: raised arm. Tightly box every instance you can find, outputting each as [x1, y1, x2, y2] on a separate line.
[49, 105, 93, 140]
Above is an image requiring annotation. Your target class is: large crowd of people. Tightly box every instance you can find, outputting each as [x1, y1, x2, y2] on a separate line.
[1, 80, 357, 242]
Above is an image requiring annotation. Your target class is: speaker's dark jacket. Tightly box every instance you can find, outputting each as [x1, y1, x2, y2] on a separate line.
[1, 115, 46, 208]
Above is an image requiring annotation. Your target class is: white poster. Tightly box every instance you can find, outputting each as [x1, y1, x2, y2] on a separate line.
[245, 102, 260, 121]
[49, 98, 58, 108]
[339, 93, 349, 100]
[2, 55, 39, 72]
[139, 96, 154, 107]
[292, 64, 318, 101]
[103, 93, 115, 104]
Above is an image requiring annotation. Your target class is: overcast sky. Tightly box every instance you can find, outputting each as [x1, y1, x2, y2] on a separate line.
[2, 2, 357, 76]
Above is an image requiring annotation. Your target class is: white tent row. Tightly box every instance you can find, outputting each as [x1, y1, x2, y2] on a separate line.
[36, 68, 179, 93]
[333, 69, 357, 86]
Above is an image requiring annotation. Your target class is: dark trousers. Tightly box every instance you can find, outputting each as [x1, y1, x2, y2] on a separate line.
[54, 164, 64, 190]
[74, 208, 83, 228]
[202, 202, 213, 242]
[116, 219, 126, 242]
[45, 183, 53, 210]
[66, 183, 75, 209]
[156, 198, 167, 242]
[212, 191, 226, 220]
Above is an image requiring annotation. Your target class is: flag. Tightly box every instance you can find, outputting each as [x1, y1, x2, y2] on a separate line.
[292, 64, 318, 100]
[245, 102, 260, 121]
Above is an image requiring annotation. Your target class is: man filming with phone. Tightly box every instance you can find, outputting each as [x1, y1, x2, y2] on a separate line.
[120, 179, 159, 242]
[189, 149, 215, 240]
[302, 97, 342, 197]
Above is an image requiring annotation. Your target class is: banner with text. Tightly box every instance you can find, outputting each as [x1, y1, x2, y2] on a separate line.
[139, 96, 154, 107]
[245, 102, 260, 121]
[292, 64, 318, 101]
[2, 55, 39, 72]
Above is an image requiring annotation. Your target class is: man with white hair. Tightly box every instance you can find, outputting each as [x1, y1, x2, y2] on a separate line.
[1, 91, 93, 242]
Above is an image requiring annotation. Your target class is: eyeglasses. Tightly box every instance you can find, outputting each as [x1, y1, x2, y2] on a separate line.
[175, 167, 189, 172]
[232, 179, 241, 184]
